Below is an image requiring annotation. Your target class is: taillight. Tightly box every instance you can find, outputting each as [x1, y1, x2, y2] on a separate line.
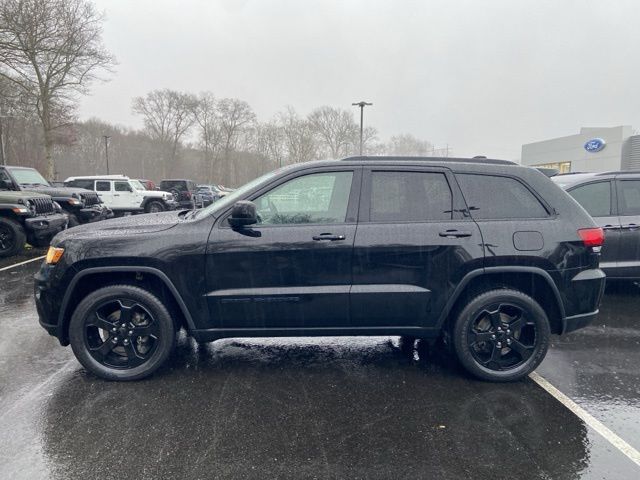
[185, 192, 192, 199]
[578, 228, 605, 247]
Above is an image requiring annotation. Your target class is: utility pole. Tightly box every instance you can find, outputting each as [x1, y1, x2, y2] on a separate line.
[351, 101, 372, 155]
[103, 135, 111, 174]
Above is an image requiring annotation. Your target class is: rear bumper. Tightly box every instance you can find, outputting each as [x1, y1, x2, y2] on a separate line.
[561, 268, 606, 334]
[24, 213, 68, 239]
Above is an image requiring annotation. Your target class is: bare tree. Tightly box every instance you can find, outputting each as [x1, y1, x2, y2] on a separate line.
[308, 106, 358, 159]
[277, 107, 318, 165]
[131, 89, 197, 178]
[254, 119, 286, 169]
[193, 92, 223, 182]
[384, 133, 434, 156]
[217, 98, 255, 184]
[0, 0, 115, 179]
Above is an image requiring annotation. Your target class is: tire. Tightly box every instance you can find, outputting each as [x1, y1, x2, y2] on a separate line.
[452, 289, 550, 382]
[145, 200, 165, 213]
[0, 217, 26, 258]
[69, 284, 176, 381]
[67, 213, 80, 228]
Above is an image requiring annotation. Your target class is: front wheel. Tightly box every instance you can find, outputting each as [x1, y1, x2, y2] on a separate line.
[145, 200, 165, 213]
[0, 217, 26, 258]
[69, 284, 176, 381]
[452, 289, 550, 382]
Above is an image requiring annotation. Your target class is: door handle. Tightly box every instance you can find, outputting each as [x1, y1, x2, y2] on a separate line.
[603, 225, 621, 230]
[312, 233, 346, 241]
[439, 230, 472, 238]
[113, 194, 120, 197]
[622, 223, 639, 230]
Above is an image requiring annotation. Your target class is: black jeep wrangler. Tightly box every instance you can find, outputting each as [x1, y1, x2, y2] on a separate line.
[0, 165, 112, 227]
[35, 156, 605, 381]
[0, 189, 67, 257]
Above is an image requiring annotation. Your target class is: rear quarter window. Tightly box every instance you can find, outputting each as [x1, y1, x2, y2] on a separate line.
[456, 174, 549, 219]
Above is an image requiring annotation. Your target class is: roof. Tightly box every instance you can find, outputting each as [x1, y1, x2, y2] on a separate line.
[65, 174, 129, 181]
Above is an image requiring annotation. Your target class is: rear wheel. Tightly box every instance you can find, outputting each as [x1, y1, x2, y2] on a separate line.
[69, 284, 176, 381]
[0, 217, 26, 258]
[452, 289, 550, 382]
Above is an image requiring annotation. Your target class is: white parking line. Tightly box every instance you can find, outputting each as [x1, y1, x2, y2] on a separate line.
[0, 255, 45, 273]
[530, 371, 640, 468]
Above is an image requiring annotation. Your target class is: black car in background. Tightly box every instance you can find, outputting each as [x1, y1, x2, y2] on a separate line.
[553, 171, 640, 280]
[36, 156, 605, 382]
[159, 179, 202, 209]
[0, 165, 112, 227]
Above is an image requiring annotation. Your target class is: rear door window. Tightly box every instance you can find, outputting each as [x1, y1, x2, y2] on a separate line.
[456, 174, 548, 219]
[369, 171, 452, 222]
[568, 181, 612, 217]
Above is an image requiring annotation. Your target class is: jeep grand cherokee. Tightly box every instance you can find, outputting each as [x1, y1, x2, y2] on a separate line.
[35, 156, 605, 381]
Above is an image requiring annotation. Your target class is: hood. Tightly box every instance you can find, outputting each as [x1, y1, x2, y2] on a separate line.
[23, 185, 93, 198]
[141, 189, 172, 198]
[53, 210, 184, 244]
[0, 190, 52, 201]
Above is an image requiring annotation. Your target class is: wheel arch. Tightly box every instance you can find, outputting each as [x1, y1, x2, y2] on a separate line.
[437, 267, 566, 335]
[57, 266, 196, 346]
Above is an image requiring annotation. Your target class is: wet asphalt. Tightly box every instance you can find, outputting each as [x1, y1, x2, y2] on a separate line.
[1, 258, 639, 479]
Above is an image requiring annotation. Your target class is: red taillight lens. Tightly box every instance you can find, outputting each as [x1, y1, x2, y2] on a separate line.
[185, 192, 192, 199]
[578, 227, 605, 247]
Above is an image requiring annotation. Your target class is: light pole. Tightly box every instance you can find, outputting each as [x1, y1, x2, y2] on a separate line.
[352, 101, 372, 155]
[103, 135, 111, 174]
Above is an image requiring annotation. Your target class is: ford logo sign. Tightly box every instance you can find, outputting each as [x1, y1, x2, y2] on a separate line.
[584, 138, 606, 153]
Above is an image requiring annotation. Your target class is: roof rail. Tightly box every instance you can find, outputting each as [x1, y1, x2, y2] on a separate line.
[595, 170, 640, 176]
[340, 155, 517, 166]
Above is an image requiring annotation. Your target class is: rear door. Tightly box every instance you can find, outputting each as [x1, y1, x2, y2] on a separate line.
[614, 178, 640, 277]
[351, 167, 484, 329]
[566, 180, 620, 275]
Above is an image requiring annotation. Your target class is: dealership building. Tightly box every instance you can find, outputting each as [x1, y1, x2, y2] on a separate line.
[521, 126, 640, 173]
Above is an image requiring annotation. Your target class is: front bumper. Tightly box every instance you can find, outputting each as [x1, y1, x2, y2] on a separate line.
[77, 205, 112, 222]
[34, 265, 65, 343]
[165, 199, 179, 210]
[24, 213, 68, 239]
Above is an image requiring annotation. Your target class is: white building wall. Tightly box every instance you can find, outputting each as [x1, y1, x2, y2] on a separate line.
[521, 126, 633, 172]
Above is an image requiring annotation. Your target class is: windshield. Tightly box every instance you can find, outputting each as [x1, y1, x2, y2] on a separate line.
[193, 168, 287, 218]
[8, 167, 50, 187]
[131, 180, 146, 191]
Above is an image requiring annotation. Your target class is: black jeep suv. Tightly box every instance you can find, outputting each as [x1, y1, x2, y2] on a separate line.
[35, 157, 605, 381]
[1, 165, 112, 227]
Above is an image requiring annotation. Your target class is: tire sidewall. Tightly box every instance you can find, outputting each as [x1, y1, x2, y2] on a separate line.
[453, 289, 551, 382]
[0, 217, 26, 258]
[69, 285, 176, 381]
[146, 200, 165, 213]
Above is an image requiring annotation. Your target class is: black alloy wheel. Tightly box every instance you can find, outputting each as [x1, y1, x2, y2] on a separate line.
[452, 289, 550, 382]
[69, 285, 176, 381]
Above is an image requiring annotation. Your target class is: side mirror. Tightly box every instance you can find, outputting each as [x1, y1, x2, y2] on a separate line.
[0, 179, 13, 190]
[229, 200, 258, 228]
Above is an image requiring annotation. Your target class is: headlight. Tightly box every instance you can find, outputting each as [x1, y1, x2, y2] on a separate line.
[68, 198, 82, 205]
[53, 201, 62, 212]
[12, 207, 29, 213]
[45, 246, 64, 265]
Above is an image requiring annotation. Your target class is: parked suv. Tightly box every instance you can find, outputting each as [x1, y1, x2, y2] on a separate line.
[552, 171, 640, 280]
[0, 165, 111, 227]
[65, 175, 178, 214]
[0, 190, 67, 257]
[36, 157, 605, 381]
[159, 179, 202, 209]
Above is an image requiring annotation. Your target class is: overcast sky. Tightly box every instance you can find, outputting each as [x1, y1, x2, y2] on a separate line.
[80, 0, 640, 160]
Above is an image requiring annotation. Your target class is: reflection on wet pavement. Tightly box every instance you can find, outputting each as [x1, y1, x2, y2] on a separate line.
[1, 263, 639, 479]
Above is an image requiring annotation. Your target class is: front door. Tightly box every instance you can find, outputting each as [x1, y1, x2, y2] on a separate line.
[113, 181, 140, 210]
[206, 168, 360, 330]
[567, 180, 620, 275]
[351, 167, 484, 329]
